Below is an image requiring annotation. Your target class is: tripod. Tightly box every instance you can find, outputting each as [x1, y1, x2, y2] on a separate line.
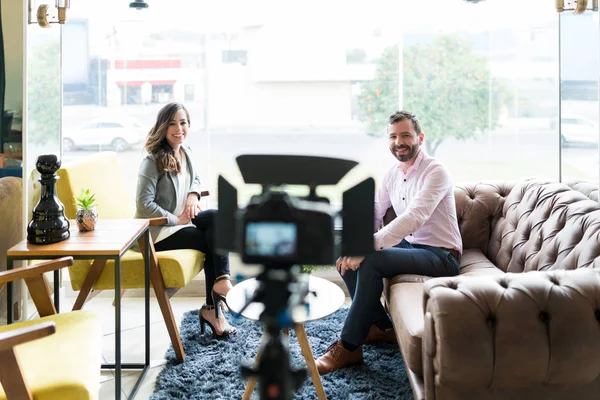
[239, 268, 308, 400]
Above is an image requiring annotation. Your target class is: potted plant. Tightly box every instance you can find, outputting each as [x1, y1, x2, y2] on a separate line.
[74, 188, 98, 231]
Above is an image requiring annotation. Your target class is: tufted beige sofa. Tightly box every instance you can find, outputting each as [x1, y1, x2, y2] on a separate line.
[565, 179, 598, 202]
[383, 179, 600, 400]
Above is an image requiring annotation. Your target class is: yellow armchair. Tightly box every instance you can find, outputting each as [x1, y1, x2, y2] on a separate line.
[30, 151, 206, 362]
[0, 257, 101, 400]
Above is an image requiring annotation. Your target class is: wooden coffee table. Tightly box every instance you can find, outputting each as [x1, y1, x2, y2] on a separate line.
[227, 274, 345, 400]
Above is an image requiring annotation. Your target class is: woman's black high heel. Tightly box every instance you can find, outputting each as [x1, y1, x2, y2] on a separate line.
[199, 304, 236, 339]
[211, 274, 232, 318]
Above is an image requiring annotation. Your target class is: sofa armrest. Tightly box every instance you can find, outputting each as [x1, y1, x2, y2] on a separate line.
[422, 269, 600, 397]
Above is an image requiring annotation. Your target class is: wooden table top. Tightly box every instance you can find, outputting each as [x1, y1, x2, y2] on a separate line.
[226, 275, 345, 324]
[7, 219, 149, 257]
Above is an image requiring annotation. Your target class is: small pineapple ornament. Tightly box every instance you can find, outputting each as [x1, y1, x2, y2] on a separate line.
[75, 188, 98, 231]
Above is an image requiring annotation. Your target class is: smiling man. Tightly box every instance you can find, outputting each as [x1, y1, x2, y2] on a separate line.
[315, 110, 463, 374]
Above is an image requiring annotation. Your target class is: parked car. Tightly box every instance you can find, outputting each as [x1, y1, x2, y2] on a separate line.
[559, 114, 599, 147]
[63, 119, 147, 152]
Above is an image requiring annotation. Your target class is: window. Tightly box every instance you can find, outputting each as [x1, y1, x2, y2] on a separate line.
[62, 0, 561, 208]
[559, 12, 599, 186]
[27, 26, 61, 166]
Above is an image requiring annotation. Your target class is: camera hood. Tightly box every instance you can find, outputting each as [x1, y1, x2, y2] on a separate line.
[236, 154, 358, 186]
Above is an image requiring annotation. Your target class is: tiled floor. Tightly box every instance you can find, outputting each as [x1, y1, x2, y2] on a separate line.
[94, 296, 207, 399]
[39, 294, 352, 399]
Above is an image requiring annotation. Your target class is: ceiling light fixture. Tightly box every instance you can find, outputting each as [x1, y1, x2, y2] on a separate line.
[556, 0, 598, 13]
[31, 0, 71, 28]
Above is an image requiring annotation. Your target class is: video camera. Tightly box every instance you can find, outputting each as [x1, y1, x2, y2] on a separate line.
[216, 154, 375, 267]
[215, 154, 375, 400]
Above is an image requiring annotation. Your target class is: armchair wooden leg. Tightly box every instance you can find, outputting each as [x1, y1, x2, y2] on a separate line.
[72, 259, 107, 311]
[0, 348, 32, 400]
[13, 299, 21, 321]
[112, 289, 126, 307]
[24, 274, 56, 318]
[138, 237, 185, 362]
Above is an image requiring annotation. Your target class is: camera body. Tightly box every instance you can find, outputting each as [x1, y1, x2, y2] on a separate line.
[239, 190, 335, 266]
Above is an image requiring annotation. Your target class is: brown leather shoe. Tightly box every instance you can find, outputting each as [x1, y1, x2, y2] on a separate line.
[315, 340, 363, 375]
[365, 324, 397, 344]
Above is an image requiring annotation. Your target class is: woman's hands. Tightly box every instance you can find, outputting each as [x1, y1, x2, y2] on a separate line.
[177, 213, 191, 225]
[178, 193, 202, 225]
[185, 193, 202, 219]
[336, 256, 365, 276]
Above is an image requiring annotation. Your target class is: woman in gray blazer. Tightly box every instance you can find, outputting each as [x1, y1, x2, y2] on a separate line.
[135, 102, 236, 339]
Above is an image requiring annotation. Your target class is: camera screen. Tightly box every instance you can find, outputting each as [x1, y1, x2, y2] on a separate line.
[245, 222, 297, 258]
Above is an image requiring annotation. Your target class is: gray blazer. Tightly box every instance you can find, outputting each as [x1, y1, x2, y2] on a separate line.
[135, 145, 203, 242]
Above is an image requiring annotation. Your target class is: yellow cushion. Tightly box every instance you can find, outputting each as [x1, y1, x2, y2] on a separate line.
[69, 248, 205, 290]
[0, 310, 101, 400]
[56, 152, 135, 220]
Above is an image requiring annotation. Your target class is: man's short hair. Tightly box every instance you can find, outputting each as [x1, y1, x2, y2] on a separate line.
[388, 111, 422, 134]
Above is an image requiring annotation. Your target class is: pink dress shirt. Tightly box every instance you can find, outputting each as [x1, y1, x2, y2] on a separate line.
[373, 149, 462, 254]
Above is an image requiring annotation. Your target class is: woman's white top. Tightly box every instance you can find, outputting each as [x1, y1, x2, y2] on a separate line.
[154, 157, 195, 243]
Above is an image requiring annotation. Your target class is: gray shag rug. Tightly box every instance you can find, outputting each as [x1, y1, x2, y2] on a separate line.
[150, 308, 414, 400]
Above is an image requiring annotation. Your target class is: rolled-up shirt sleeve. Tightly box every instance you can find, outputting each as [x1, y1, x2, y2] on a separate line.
[374, 165, 451, 250]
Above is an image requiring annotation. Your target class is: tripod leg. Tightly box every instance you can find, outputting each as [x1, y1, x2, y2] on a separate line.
[243, 331, 267, 400]
[295, 323, 327, 400]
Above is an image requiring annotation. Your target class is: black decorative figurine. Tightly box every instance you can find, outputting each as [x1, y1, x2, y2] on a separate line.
[27, 154, 70, 244]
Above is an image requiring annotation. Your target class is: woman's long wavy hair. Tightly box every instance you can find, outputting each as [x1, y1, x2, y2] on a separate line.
[144, 102, 191, 176]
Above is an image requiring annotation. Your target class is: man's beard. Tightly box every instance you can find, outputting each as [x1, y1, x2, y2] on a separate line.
[391, 143, 420, 162]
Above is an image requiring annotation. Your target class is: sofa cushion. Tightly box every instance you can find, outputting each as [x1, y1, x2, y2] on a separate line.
[0, 310, 101, 400]
[387, 274, 431, 285]
[387, 281, 426, 376]
[459, 249, 505, 277]
[386, 249, 501, 377]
